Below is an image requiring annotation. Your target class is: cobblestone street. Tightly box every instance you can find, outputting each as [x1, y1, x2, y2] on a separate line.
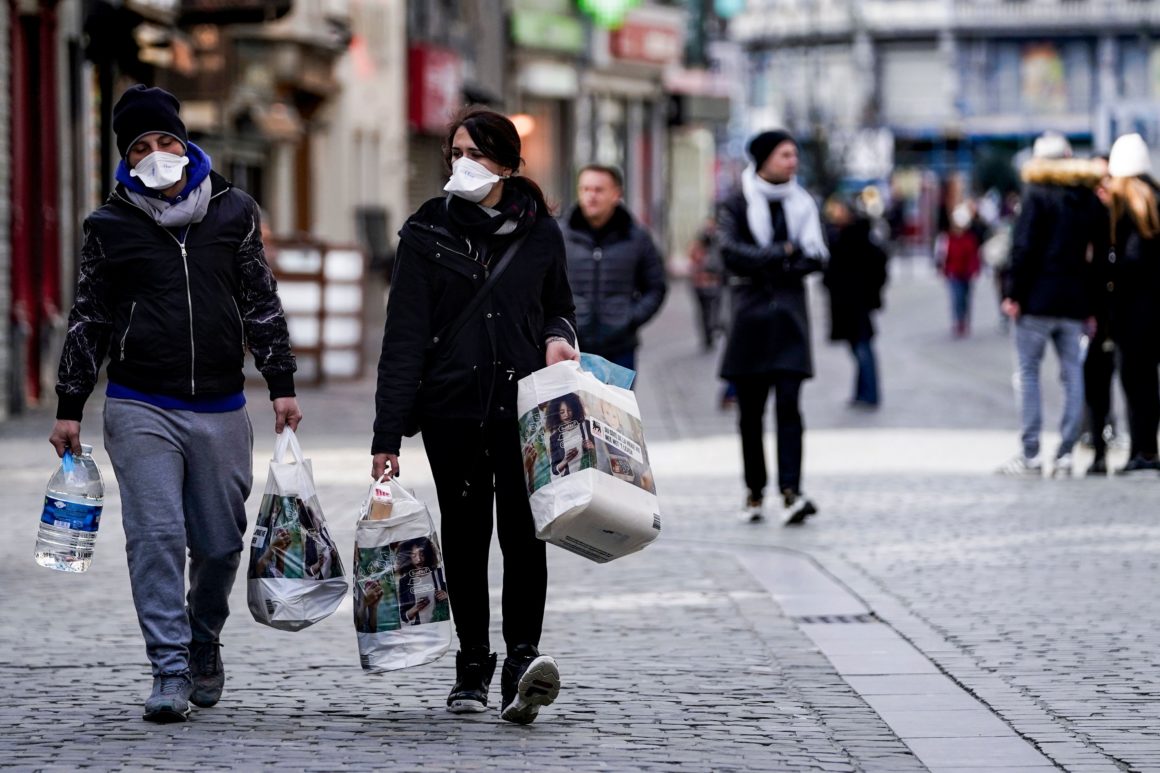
[2, 263, 1157, 771]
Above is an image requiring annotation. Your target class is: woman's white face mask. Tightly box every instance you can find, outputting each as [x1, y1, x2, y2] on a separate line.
[130, 151, 189, 191]
[444, 157, 504, 203]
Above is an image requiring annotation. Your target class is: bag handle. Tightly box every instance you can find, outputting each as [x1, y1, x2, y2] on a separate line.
[272, 426, 306, 465]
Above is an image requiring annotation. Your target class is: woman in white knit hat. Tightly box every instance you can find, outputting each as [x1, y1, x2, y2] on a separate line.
[1105, 133, 1160, 474]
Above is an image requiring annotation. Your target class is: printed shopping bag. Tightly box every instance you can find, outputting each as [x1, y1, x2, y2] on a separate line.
[353, 477, 452, 672]
[517, 359, 661, 563]
[247, 428, 346, 631]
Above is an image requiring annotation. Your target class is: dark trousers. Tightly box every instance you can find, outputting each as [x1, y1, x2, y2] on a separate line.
[1084, 331, 1116, 457]
[422, 418, 547, 655]
[735, 373, 805, 500]
[1118, 343, 1160, 458]
[849, 337, 879, 405]
[694, 287, 721, 349]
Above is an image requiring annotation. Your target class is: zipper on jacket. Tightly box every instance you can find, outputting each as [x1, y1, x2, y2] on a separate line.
[591, 247, 603, 340]
[232, 297, 246, 353]
[435, 240, 476, 264]
[119, 302, 137, 361]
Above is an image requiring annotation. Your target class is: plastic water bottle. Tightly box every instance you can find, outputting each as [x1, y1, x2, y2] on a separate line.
[34, 444, 105, 573]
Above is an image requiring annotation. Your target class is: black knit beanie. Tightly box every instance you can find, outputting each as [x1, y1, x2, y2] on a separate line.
[112, 85, 188, 158]
[748, 129, 796, 168]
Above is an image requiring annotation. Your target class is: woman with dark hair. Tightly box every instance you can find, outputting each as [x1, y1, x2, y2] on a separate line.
[371, 106, 576, 724]
[545, 393, 595, 476]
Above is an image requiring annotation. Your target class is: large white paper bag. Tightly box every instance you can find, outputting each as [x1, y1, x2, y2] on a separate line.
[517, 360, 661, 563]
[247, 428, 347, 631]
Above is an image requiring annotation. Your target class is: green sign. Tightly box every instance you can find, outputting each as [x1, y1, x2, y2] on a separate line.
[578, 0, 641, 29]
[511, 11, 586, 54]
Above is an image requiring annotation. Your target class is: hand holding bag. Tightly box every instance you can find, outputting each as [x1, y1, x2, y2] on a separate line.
[247, 428, 347, 631]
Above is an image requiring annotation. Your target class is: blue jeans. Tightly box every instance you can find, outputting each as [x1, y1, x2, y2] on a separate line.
[948, 278, 972, 327]
[1014, 315, 1085, 459]
[849, 337, 879, 405]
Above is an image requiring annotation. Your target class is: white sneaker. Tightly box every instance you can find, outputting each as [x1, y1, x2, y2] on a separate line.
[781, 492, 818, 526]
[997, 454, 1043, 477]
[740, 499, 764, 523]
[1051, 454, 1073, 478]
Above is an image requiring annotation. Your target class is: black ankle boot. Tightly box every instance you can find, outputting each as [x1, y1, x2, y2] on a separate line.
[447, 648, 496, 714]
[500, 643, 560, 725]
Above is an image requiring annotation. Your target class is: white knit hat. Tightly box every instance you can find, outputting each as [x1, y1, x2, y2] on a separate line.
[1032, 131, 1072, 159]
[1108, 133, 1152, 178]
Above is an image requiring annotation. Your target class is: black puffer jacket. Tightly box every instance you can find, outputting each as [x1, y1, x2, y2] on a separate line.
[56, 172, 296, 420]
[1109, 177, 1160, 350]
[717, 189, 824, 379]
[1004, 158, 1107, 319]
[823, 217, 888, 343]
[560, 204, 666, 358]
[372, 197, 576, 455]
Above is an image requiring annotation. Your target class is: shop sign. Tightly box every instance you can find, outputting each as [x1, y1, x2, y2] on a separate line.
[511, 11, 585, 54]
[409, 45, 463, 134]
[610, 18, 683, 66]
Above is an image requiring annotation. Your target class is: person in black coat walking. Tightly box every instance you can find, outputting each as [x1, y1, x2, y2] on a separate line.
[560, 164, 667, 371]
[1104, 133, 1160, 474]
[823, 197, 889, 409]
[371, 107, 575, 724]
[719, 129, 828, 526]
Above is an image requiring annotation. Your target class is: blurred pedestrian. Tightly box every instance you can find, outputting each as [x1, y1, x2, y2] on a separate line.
[560, 164, 667, 372]
[1104, 132, 1160, 474]
[718, 129, 827, 526]
[688, 216, 725, 351]
[371, 106, 574, 724]
[823, 197, 889, 409]
[997, 132, 1106, 478]
[48, 85, 301, 723]
[938, 204, 981, 337]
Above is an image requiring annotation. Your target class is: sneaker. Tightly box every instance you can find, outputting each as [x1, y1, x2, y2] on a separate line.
[189, 640, 224, 708]
[740, 497, 764, 524]
[1086, 456, 1107, 477]
[1116, 455, 1160, 475]
[996, 454, 1043, 477]
[500, 644, 560, 725]
[447, 648, 497, 714]
[781, 490, 818, 526]
[1051, 454, 1073, 479]
[143, 671, 193, 723]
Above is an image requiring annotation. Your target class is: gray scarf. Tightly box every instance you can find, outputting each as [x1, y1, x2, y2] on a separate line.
[126, 175, 213, 228]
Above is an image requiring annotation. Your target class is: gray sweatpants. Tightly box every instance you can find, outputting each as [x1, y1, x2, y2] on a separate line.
[103, 398, 253, 676]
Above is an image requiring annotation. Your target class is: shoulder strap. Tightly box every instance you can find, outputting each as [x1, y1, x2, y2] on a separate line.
[429, 232, 530, 352]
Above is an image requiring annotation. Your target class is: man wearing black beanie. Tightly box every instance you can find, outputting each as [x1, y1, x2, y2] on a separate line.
[717, 128, 828, 526]
[50, 84, 302, 723]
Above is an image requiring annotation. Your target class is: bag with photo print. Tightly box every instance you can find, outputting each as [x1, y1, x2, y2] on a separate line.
[247, 428, 347, 631]
[352, 477, 452, 672]
[516, 359, 661, 564]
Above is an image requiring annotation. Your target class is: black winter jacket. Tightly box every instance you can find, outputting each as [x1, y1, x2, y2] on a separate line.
[1108, 177, 1160, 350]
[372, 197, 577, 455]
[1004, 159, 1107, 320]
[717, 189, 824, 380]
[823, 217, 888, 343]
[56, 172, 296, 421]
[560, 204, 666, 358]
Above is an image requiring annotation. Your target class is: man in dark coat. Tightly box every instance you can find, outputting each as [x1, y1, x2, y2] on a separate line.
[560, 164, 667, 371]
[998, 132, 1106, 478]
[823, 197, 889, 408]
[718, 129, 828, 526]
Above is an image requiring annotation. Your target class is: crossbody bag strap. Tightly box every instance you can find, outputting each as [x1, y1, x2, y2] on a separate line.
[428, 232, 529, 353]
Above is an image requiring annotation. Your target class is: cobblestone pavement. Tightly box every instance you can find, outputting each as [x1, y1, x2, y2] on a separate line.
[2, 262, 1157, 771]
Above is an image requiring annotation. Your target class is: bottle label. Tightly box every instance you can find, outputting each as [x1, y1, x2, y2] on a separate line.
[41, 496, 102, 532]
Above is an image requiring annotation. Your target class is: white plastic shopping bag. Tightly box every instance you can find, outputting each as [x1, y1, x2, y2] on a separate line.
[353, 478, 452, 672]
[247, 428, 347, 631]
[517, 359, 661, 563]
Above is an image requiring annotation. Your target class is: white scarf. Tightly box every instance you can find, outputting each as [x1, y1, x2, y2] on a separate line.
[127, 174, 213, 228]
[741, 165, 829, 259]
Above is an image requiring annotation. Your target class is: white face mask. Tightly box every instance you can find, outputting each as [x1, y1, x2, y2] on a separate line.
[444, 157, 504, 203]
[129, 151, 190, 191]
